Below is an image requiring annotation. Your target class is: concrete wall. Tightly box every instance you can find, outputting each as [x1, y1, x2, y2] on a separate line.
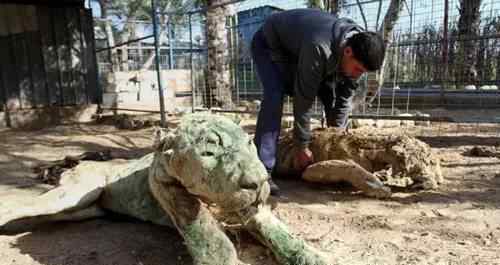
[101, 70, 193, 112]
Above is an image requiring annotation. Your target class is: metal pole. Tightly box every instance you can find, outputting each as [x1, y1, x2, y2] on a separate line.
[243, 60, 247, 101]
[393, 34, 400, 114]
[95, 35, 153, 53]
[409, 0, 413, 39]
[234, 14, 240, 107]
[189, 14, 195, 113]
[168, 21, 174, 69]
[409, 0, 414, 81]
[391, 33, 396, 115]
[229, 15, 238, 106]
[152, 0, 167, 127]
[391, 87, 396, 115]
[406, 87, 411, 113]
[441, 0, 449, 105]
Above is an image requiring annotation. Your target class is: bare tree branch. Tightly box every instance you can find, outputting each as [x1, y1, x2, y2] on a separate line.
[355, 0, 368, 29]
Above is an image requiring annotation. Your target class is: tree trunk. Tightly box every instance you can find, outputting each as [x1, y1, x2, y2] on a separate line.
[98, 0, 119, 73]
[308, 0, 325, 10]
[355, 0, 368, 29]
[476, 25, 487, 82]
[375, 0, 383, 30]
[372, 0, 405, 96]
[205, 0, 233, 108]
[309, 0, 341, 14]
[140, 15, 168, 71]
[496, 21, 500, 83]
[455, 0, 482, 87]
[330, 0, 341, 14]
[120, 20, 134, 72]
[119, 0, 146, 71]
[379, 0, 404, 43]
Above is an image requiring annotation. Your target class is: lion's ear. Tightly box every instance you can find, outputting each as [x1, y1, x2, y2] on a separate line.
[153, 127, 177, 151]
[151, 128, 177, 182]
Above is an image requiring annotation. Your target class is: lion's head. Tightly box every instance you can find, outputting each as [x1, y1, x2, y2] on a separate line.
[153, 113, 270, 211]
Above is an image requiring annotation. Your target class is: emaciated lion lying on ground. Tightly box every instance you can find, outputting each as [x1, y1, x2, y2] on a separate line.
[0, 113, 329, 265]
[275, 127, 443, 198]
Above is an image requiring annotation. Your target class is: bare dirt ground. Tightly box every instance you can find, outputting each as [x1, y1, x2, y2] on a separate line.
[1, 115, 500, 265]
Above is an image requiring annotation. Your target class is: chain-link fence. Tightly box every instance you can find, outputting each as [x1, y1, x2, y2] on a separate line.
[345, 0, 500, 137]
[93, 0, 500, 137]
[93, 7, 199, 118]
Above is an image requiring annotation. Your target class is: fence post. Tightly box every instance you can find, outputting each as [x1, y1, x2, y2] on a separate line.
[441, 0, 449, 106]
[152, 0, 167, 126]
[168, 21, 174, 69]
[189, 14, 195, 113]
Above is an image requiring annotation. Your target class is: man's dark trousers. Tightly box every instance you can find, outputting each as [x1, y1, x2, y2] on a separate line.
[251, 29, 287, 174]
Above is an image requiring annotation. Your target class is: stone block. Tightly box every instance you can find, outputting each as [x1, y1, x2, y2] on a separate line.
[415, 113, 431, 126]
[375, 119, 400, 128]
[351, 119, 376, 128]
[398, 113, 415, 126]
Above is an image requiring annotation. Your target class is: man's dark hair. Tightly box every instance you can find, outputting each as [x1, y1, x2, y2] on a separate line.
[346, 31, 386, 71]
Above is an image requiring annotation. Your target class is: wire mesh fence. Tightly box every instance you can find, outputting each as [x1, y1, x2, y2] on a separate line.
[92, 0, 500, 137]
[346, 0, 500, 133]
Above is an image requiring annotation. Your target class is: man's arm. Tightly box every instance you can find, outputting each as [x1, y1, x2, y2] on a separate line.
[293, 42, 328, 147]
[330, 78, 356, 128]
[318, 76, 357, 128]
[318, 77, 356, 128]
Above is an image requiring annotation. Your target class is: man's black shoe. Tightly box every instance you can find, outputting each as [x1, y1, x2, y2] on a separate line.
[268, 178, 281, 196]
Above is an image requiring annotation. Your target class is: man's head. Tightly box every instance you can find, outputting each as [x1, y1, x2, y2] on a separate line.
[340, 31, 386, 79]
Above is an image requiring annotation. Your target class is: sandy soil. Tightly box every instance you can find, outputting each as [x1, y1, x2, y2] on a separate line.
[1, 117, 500, 265]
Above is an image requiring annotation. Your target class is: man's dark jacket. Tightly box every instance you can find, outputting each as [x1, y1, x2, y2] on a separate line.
[261, 8, 363, 147]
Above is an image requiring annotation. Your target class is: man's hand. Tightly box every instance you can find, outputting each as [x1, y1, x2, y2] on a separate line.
[293, 147, 314, 172]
